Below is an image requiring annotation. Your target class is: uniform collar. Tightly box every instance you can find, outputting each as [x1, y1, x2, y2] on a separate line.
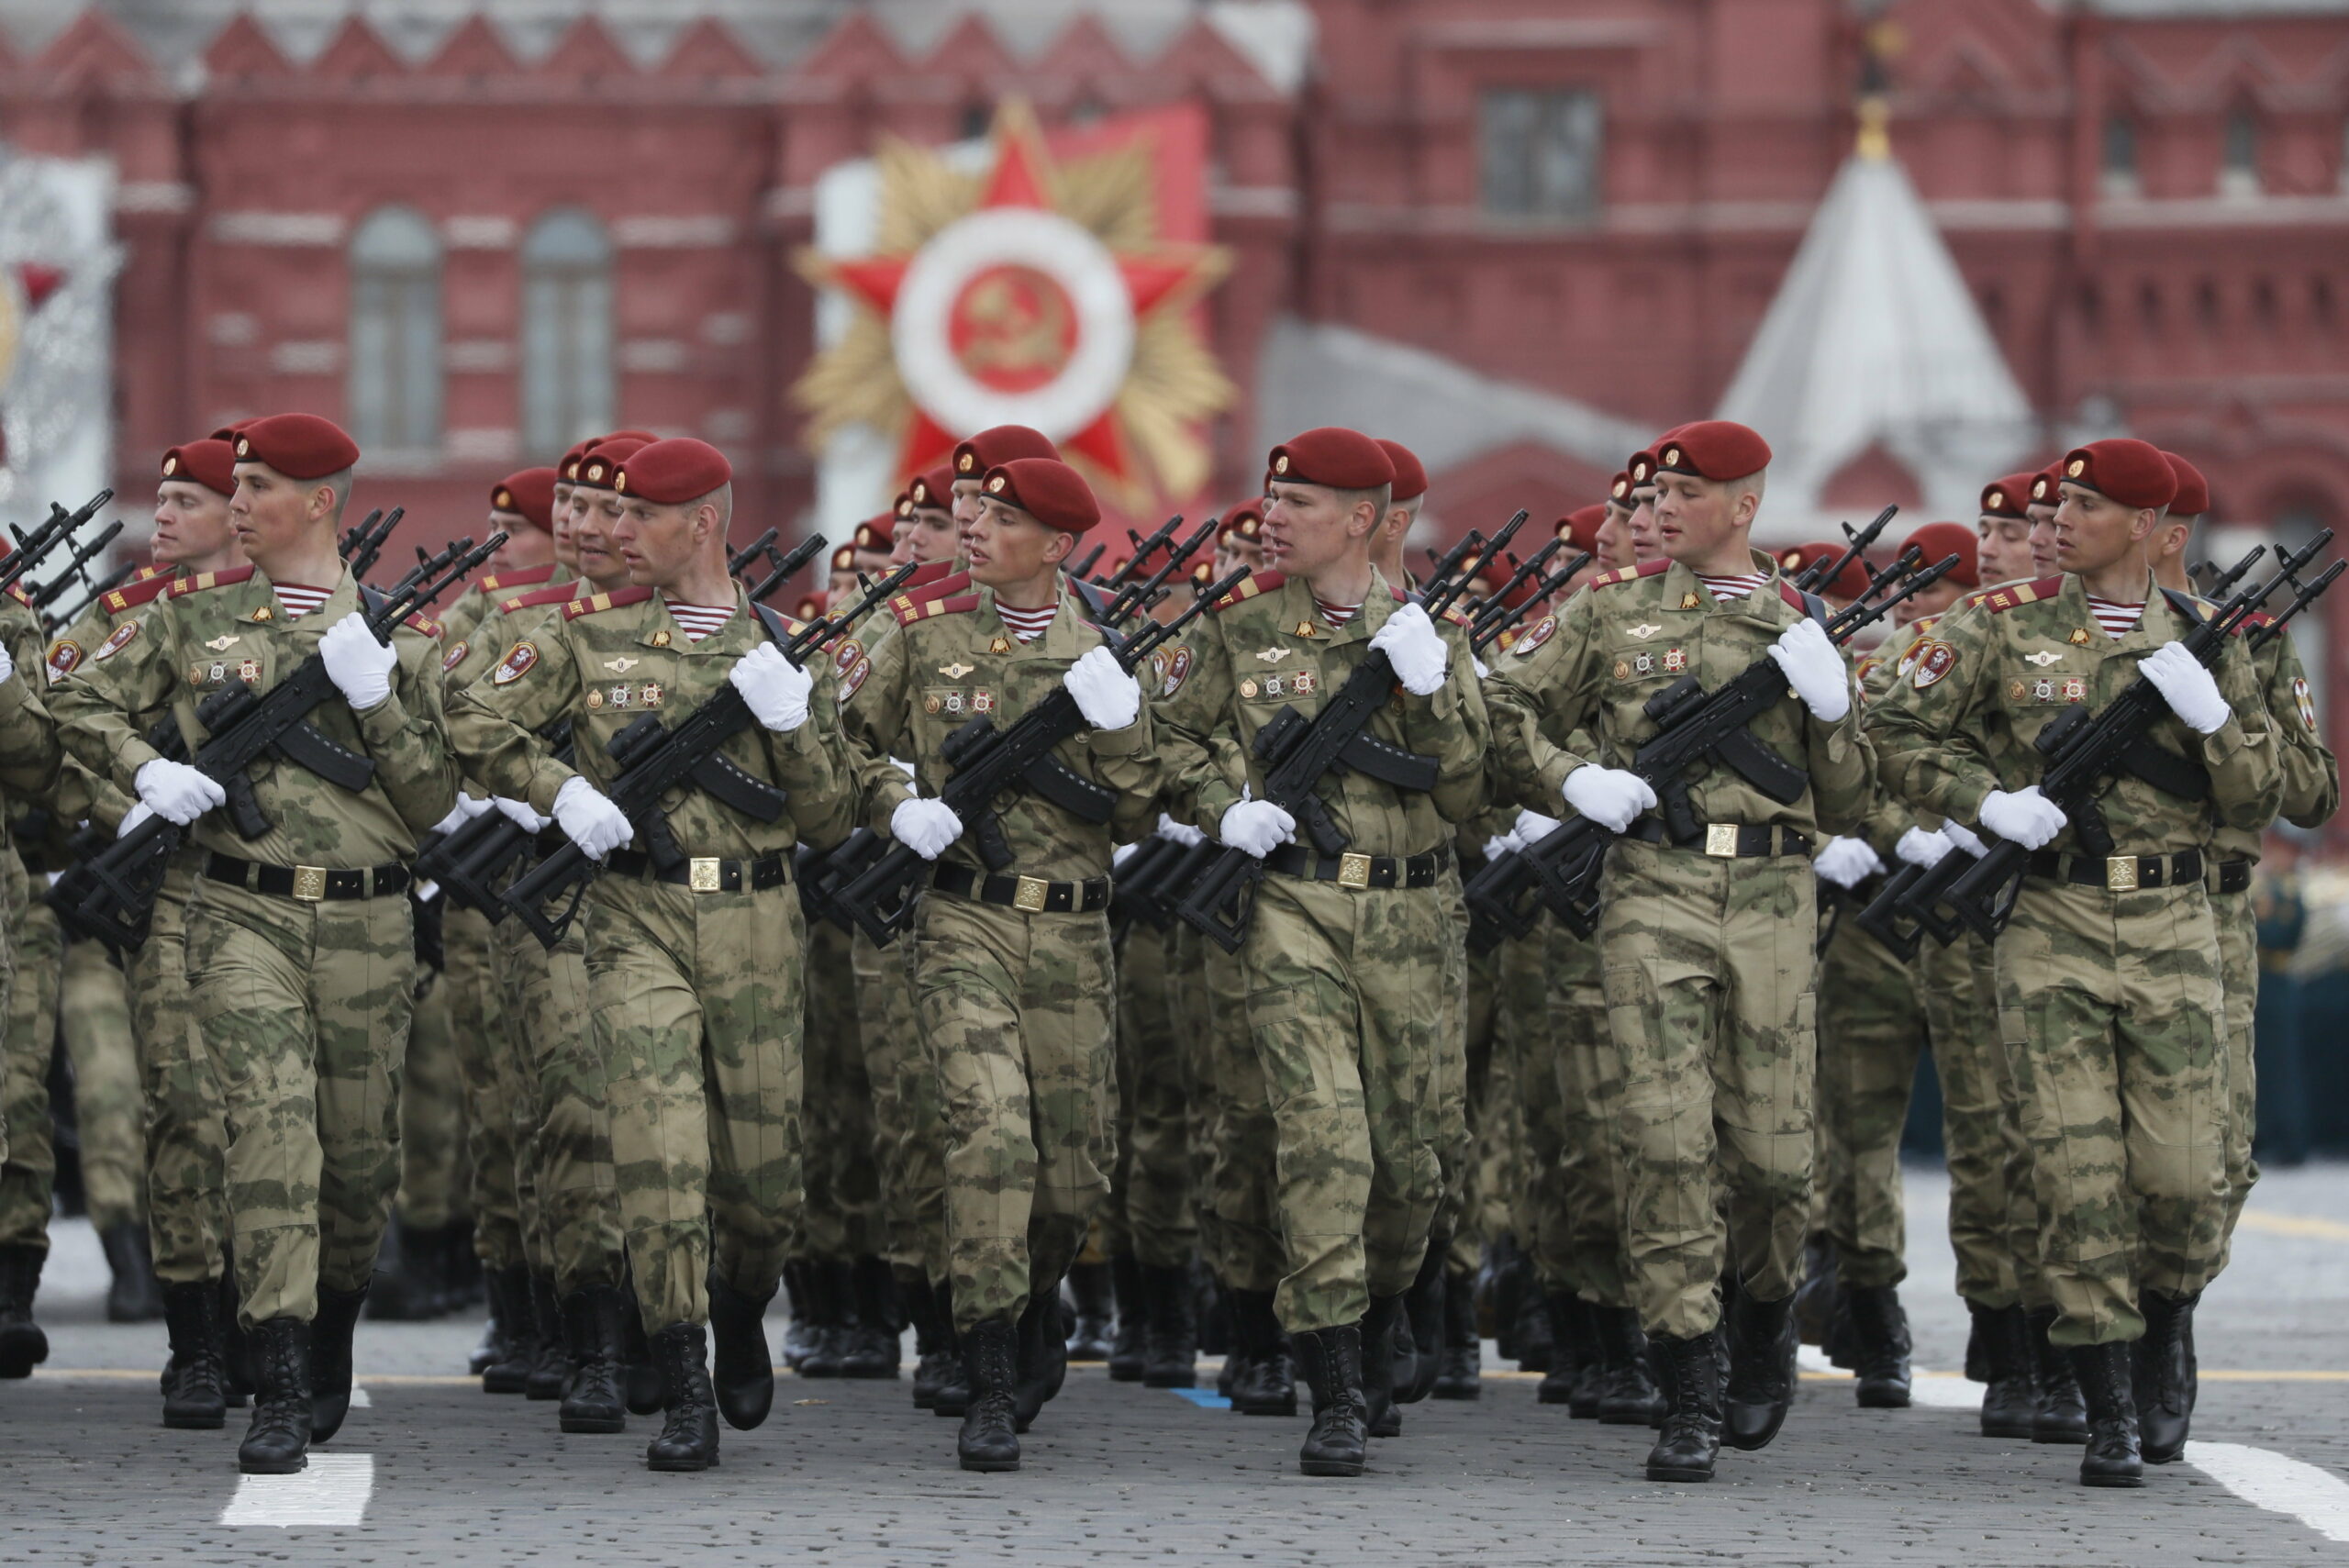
[974, 582, 1082, 660]
[640, 584, 752, 655]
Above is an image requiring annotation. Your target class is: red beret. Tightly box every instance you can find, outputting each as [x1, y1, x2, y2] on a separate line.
[571, 437, 648, 493]
[615, 438, 732, 506]
[1654, 421, 1772, 482]
[1980, 473, 2035, 520]
[557, 439, 597, 483]
[1267, 428, 1395, 492]
[1376, 439, 1428, 504]
[1606, 470, 1632, 506]
[1777, 541, 1869, 600]
[600, 428, 659, 445]
[853, 512, 896, 552]
[207, 417, 262, 441]
[1558, 504, 1606, 556]
[491, 467, 558, 531]
[232, 413, 359, 480]
[907, 464, 956, 512]
[2028, 464, 2063, 508]
[829, 543, 858, 573]
[794, 594, 824, 622]
[1903, 521, 1980, 589]
[2162, 451, 2210, 517]
[161, 439, 237, 499]
[1624, 449, 1661, 492]
[2061, 439, 2176, 512]
[952, 425, 1060, 479]
[981, 458, 1099, 536]
[1219, 503, 1264, 543]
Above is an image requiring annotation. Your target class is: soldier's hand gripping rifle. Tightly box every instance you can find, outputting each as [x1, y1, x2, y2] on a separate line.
[833, 565, 1249, 949]
[500, 557, 915, 950]
[64, 532, 504, 950]
[1939, 532, 2336, 941]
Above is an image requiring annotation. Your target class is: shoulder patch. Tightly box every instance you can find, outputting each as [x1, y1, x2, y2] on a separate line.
[93, 619, 140, 662]
[166, 565, 258, 599]
[44, 639, 82, 681]
[562, 585, 657, 621]
[1590, 560, 1672, 589]
[2293, 675, 2319, 731]
[1910, 640, 1957, 689]
[891, 592, 979, 627]
[1160, 644, 1196, 698]
[831, 638, 865, 677]
[1511, 614, 1558, 657]
[490, 640, 539, 684]
[1978, 576, 2065, 614]
[502, 582, 585, 614]
[477, 563, 557, 595]
[838, 655, 871, 703]
[1211, 570, 1286, 613]
[440, 639, 471, 673]
[102, 573, 177, 617]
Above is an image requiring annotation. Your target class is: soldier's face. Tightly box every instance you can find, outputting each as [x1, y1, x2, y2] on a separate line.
[612, 496, 713, 587]
[901, 506, 958, 566]
[228, 462, 337, 567]
[1215, 537, 1265, 578]
[1596, 503, 1636, 569]
[1626, 493, 1663, 562]
[965, 497, 1070, 590]
[1894, 577, 1968, 627]
[952, 478, 986, 556]
[1652, 473, 1753, 565]
[490, 511, 553, 573]
[1976, 514, 2030, 583]
[152, 481, 237, 569]
[573, 492, 629, 587]
[2053, 483, 2156, 576]
[2026, 504, 2061, 574]
[550, 484, 578, 566]
[1261, 482, 1374, 577]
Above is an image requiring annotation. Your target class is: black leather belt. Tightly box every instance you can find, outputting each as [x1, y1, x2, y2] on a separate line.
[606, 849, 791, 893]
[1623, 820, 1812, 858]
[2211, 858, 2253, 896]
[206, 852, 410, 902]
[2027, 848, 2204, 892]
[1263, 842, 1452, 890]
[930, 862, 1108, 914]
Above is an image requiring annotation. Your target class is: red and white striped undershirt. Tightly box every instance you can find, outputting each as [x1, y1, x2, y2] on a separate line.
[1315, 596, 1363, 628]
[662, 598, 734, 643]
[1695, 571, 1769, 603]
[996, 600, 1057, 643]
[273, 584, 330, 619]
[2086, 595, 2143, 639]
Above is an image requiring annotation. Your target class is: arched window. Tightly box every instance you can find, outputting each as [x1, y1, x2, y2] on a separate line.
[2222, 106, 2261, 197]
[521, 209, 615, 460]
[2101, 115, 2139, 196]
[348, 206, 442, 452]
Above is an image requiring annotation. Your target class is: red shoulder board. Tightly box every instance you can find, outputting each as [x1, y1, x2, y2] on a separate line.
[1211, 570, 1286, 612]
[167, 565, 259, 599]
[501, 582, 585, 614]
[402, 612, 442, 638]
[5, 584, 29, 607]
[477, 562, 557, 595]
[1976, 576, 2064, 614]
[102, 573, 179, 616]
[1777, 582, 1815, 614]
[131, 563, 169, 582]
[1588, 560, 1671, 589]
[892, 592, 979, 626]
[1388, 584, 1410, 603]
[904, 561, 959, 590]
[561, 584, 658, 621]
[907, 569, 972, 605]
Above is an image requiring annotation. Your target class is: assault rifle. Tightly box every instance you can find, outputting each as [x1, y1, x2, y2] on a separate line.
[0, 490, 115, 601]
[339, 507, 405, 585]
[1104, 515, 1186, 591]
[61, 531, 502, 950]
[28, 520, 127, 616]
[1792, 506, 1898, 596]
[1069, 542, 1108, 584]
[728, 528, 780, 580]
[44, 560, 141, 635]
[832, 566, 1249, 948]
[500, 558, 916, 950]
[1938, 532, 2335, 940]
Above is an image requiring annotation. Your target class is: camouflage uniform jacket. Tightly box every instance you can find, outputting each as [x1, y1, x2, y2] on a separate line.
[1484, 552, 1871, 838]
[42, 566, 179, 830]
[1153, 567, 1488, 854]
[439, 562, 570, 655]
[50, 563, 456, 865]
[0, 588, 61, 829]
[446, 584, 854, 859]
[2212, 606, 2336, 861]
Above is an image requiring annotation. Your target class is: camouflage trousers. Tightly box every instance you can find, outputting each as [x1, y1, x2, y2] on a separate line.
[1454, 935, 1502, 1276]
[1995, 880, 2227, 1347]
[1917, 929, 2025, 1307]
[1547, 920, 1632, 1307]
[852, 924, 947, 1282]
[1242, 874, 1445, 1333]
[0, 891, 59, 1252]
[132, 857, 233, 1282]
[446, 906, 531, 1273]
[800, 918, 883, 1261]
[61, 937, 143, 1230]
[185, 878, 411, 1329]
[497, 907, 624, 1295]
[0, 852, 14, 1171]
[584, 877, 805, 1335]
[1104, 921, 1195, 1270]
[1427, 873, 1475, 1255]
[2210, 884, 2258, 1270]
[1493, 928, 1569, 1287]
[1600, 841, 1816, 1340]
[395, 960, 464, 1231]
[915, 890, 1115, 1330]
[1973, 936, 2048, 1310]
[1181, 924, 1283, 1292]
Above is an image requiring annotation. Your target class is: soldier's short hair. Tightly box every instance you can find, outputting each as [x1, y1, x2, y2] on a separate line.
[320, 466, 354, 518]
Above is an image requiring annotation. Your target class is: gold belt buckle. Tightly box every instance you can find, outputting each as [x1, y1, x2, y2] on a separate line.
[292, 865, 327, 902]
[688, 857, 723, 893]
[2105, 855, 2140, 893]
[1337, 851, 1374, 889]
[1013, 874, 1050, 913]
[1704, 823, 1740, 858]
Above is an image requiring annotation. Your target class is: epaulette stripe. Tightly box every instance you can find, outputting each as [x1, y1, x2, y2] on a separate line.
[6, 584, 30, 606]
[105, 573, 178, 613]
[1211, 569, 1285, 612]
[478, 563, 557, 593]
[403, 613, 442, 637]
[561, 584, 656, 620]
[1592, 560, 1670, 589]
[167, 565, 258, 598]
[1981, 575, 2065, 614]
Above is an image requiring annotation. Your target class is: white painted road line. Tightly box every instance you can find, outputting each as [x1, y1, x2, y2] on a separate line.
[220, 1453, 374, 1528]
[2185, 1441, 2349, 1544]
[1795, 1345, 1983, 1407]
[349, 1385, 372, 1408]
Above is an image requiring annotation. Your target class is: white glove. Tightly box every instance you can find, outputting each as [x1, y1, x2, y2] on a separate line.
[0, 642, 13, 685]
[135, 757, 227, 826]
[1113, 842, 1140, 870]
[1370, 602, 1451, 696]
[2140, 642, 2230, 736]
[1813, 835, 1886, 889]
[729, 644, 813, 733]
[318, 612, 397, 711]
[891, 796, 963, 861]
[116, 801, 154, 840]
[1063, 645, 1141, 731]
[552, 775, 633, 861]
[1767, 618, 1851, 723]
[1562, 764, 1656, 834]
[495, 795, 550, 834]
[1483, 834, 1515, 862]
[1218, 796, 1296, 859]
[1895, 826, 1952, 869]
[430, 794, 494, 837]
[1942, 820, 1987, 857]
[1514, 808, 1563, 845]
[1157, 811, 1206, 849]
[1979, 785, 2066, 851]
[1472, 654, 1490, 681]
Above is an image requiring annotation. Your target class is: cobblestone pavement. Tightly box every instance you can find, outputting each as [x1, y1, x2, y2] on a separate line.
[3, 1164, 2344, 1566]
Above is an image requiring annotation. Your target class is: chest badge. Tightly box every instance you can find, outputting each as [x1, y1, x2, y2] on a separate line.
[1664, 649, 1687, 673]
[988, 637, 1012, 655]
[250, 606, 273, 622]
[939, 661, 974, 680]
[603, 657, 640, 673]
[1627, 623, 1661, 641]
[2069, 628, 2092, 646]
[1240, 679, 1260, 698]
[1294, 621, 1319, 639]
[1680, 593, 1702, 611]
[1255, 647, 1292, 663]
[204, 634, 240, 652]
[2025, 650, 2065, 667]
[651, 630, 671, 648]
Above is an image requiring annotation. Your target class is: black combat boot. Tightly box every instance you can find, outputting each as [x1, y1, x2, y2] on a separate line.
[1842, 1284, 1913, 1409]
[238, 1318, 314, 1474]
[559, 1284, 628, 1434]
[2134, 1289, 2198, 1464]
[161, 1280, 228, 1429]
[467, 1266, 507, 1376]
[481, 1265, 534, 1394]
[1228, 1288, 1297, 1417]
[841, 1256, 902, 1379]
[100, 1222, 166, 1323]
[1294, 1324, 1368, 1477]
[309, 1282, 368, 1442]
[1140, 1263, 1197, 1389]
[1399, 1248, 1444, 1405]
[903, 1274, 956, 1409]
[705, 1274, 777, 1430]
[930, 1280, 971, 1418]
[1645, 1331, 1724, 1482]
[2069, 1341, 2143, 1487]
[1012, 1279, 1068, 1431]
[0, 1244, 50, 1378]
[1063, 1261, 1113, 1363]
[440, 1218, 482, 1314]
[1595, 1306, 1667, 1426]
[1431, 1267, 1481, 1400]
[1721, 1290, 1798, 1451]
[800, 1259, 854, 1378]
[2029, 1307, 2087, 1443]
[1362, 1295, 1405, 1438]
[1792, 1232, 1837, 1350]
[645, 1321, 719, 1472]
[1536, 1292, 1581, 1407]
[621, 1277, 661, 1415]
[219, 1265, 253, 1408]
[1510, 1273, 1553, 1373]
[780, 1259, 819, 1373]
[364, 1214, 445, 1322]
[525, 1273, 570, 1400]
[1106, 1254, 1146, 1382]
[957, 1318, 1021, 1472]
[1971, 1302, 2036, 1440]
